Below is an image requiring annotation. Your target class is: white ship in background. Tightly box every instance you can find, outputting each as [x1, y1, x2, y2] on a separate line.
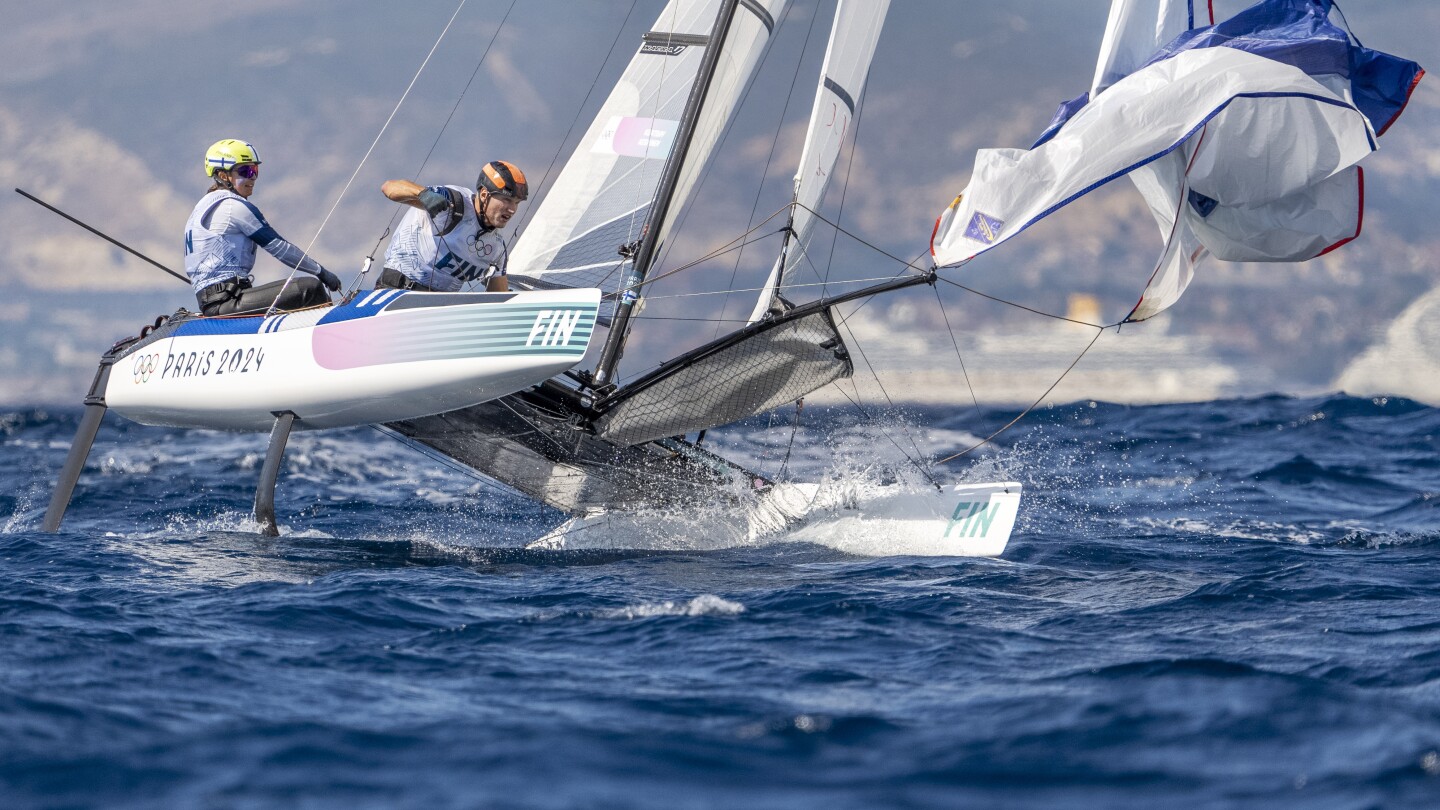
[832, 294, 1240, 407]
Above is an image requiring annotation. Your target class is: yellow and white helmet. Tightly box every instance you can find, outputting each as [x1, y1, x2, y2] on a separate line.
[204, 139, 261, 177]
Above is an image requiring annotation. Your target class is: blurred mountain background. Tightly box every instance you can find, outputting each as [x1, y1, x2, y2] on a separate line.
[1, 0, 1435, 406]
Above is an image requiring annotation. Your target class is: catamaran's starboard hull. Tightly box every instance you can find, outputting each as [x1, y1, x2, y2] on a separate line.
[105, 288, 600, 431]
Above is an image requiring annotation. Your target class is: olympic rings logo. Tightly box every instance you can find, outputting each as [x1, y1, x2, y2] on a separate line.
[132, 353, 160, 384]
[464, 233, 495, 256]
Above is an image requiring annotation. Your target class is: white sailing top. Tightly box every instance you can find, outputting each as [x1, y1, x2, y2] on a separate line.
[183, 189, 326, 292]
[383, 185, 509, 292]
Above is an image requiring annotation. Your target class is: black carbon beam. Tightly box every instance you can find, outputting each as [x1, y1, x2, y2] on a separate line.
[42, 357, 116, 532]
[254, 411, 297, 537]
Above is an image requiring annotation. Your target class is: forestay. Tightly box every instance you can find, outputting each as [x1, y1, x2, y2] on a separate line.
[930, 0, 1423, 322]
[748, 0, 890, 324]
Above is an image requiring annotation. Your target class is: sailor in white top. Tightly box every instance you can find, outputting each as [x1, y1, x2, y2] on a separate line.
[184, 139, 341, 315]
[377, 160, 528, 293]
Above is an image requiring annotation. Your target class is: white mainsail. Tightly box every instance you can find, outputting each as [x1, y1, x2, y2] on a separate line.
[507, 0, 724, 299]
[653, 0, 790, 271]
[747, 0, 889, 325]
[508, 0, 787, 319]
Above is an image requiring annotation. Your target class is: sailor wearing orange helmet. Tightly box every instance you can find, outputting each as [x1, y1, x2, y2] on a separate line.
[376, 160, 528, 293]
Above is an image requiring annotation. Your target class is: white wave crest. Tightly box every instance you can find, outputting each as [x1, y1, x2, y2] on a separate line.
[598, 594, 746, 620]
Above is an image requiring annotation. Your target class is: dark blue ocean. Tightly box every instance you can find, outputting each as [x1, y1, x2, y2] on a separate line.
[3, 394, 1439, 809]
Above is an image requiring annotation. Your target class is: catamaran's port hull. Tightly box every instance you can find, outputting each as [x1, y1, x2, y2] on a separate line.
[104, 288, 601, 432]
[529, 481, 1024, 557]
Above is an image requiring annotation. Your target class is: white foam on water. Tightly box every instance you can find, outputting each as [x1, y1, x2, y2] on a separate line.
[1120, 515, 1331, 545]
[596, 594, 747, 620]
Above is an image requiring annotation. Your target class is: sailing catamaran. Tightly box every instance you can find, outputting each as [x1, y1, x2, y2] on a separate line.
[382, 0, 1023, 555]
[40, 0, 1421, 556]
[385, 0, 1420, 556]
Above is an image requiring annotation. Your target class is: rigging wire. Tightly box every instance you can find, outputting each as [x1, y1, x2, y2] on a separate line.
[932, 283, 984, 418]
[642, 273, 909, 302]
[796, 200, 1107, 330]
[827, 245, 932, 328]
[827, 378, 941, 490]
[358, 0, 520, 283]
[760, 199, 1123, 469]
[796, 201, 928, 276]
[777, 400, 803, 481]
[834, 316, 942, 489]
[931, 326, 1106, 464]
[632, 315, 751, 323]
[712, 0, 817, 339]
[268, 0, 471, 315]
[935, 276, 1105, 329]
[510, 0, 641, 237]
[630, 205, 791, 292]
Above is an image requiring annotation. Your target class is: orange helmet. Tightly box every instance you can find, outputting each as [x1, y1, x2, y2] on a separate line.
[477, 160, 528, 201]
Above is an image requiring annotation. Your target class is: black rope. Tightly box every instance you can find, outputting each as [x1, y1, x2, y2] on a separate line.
[798, 201, 930, 276]
[827, 380, 941, 490]
[791, 199, 1110, 330]
[932, 326, 1105, 464]
[936, 275, 1107, 328]
[630, 207, 789, 292]
[932, 283, 984, 418]
[835, 317, 942, 489]
[775, 201, 1126, 470]
[777, 400, 803, 481]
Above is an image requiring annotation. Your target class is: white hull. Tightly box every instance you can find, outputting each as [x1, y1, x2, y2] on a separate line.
[528, 481, 1023, 557]
[106, 288, 601, 431]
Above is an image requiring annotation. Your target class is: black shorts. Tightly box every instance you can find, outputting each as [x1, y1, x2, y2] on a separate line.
[198, 277, 330, 316]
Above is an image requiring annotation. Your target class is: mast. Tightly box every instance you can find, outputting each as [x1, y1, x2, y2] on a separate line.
[593, 0, 742, 387]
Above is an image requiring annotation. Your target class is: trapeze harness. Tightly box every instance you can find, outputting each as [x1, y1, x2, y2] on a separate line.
[378, 185, 509, 292]
[183, 189, 330, 315]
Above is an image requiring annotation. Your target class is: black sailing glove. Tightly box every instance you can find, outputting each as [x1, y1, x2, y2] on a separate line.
[317, 268, 342, 292]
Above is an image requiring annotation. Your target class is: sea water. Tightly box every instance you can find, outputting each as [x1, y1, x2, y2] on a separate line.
[2, 394, 1438, 808]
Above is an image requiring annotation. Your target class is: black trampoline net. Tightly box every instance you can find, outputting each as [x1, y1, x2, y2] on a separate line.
[594, 308, 852, 447]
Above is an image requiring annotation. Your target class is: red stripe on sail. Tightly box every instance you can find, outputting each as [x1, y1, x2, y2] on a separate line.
[1317, 167, 1364, 257]
[1377, 68, 1425, 138]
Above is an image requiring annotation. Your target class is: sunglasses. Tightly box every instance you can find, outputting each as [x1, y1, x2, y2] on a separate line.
[232, 164, 259, 180]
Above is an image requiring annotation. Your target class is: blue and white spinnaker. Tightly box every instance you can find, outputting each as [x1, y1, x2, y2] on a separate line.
[931, 0, 1423, 322]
